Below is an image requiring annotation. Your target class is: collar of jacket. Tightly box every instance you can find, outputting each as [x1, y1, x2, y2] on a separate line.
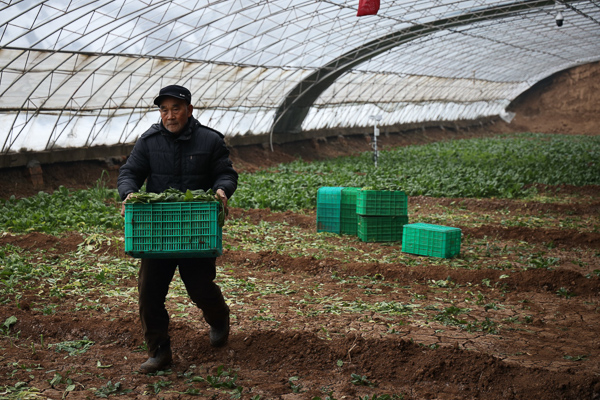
[159, 117, 194, 141]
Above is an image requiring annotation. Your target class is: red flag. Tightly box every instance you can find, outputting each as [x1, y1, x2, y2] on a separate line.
[357, 0, 380, 16]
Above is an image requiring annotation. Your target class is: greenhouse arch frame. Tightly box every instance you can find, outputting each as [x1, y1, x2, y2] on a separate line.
[0, 0, 599, 167]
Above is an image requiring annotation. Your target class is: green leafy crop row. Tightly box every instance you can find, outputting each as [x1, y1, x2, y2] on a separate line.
[1, 133, 598, 235]
[230, 133, 600, 211]
[0, 183, 122, 235]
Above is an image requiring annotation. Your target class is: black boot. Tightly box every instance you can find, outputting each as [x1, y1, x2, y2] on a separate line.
[209, 315, 230, 347]
[140, 344, 172, 374]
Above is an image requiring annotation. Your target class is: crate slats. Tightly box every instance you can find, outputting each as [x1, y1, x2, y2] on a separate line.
[340, 187, 360, 235]
[401, 223, 461, 258]
[124, 202, 222, 258]
[358, 215, 409, 242]
[357, 190, 408, 216]
[316, 187, 344, 233]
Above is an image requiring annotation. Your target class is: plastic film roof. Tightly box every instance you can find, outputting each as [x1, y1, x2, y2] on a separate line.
[1, 0, 599, 153]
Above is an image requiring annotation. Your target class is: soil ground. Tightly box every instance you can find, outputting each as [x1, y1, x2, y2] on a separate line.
[2, 139, 599, 399]
[1, 63, 600, 399]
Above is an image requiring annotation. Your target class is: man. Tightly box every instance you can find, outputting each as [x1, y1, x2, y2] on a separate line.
[117, 85, 238, 373]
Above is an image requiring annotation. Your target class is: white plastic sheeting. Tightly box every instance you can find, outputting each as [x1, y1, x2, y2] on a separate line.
[1, 0, 599, 153]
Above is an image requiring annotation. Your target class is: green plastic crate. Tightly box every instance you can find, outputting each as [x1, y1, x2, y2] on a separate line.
[358, 215, 409, 242]
[340, 187, 360, 235]
[317, 187, 343, 233]
[124, 202, 222, 258]
[401, 223, 461, 258]
[357, 190, 408, 216]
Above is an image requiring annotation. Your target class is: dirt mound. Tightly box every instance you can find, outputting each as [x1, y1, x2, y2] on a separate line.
[506, 61, 600, 135]
[5, 303, 599, 400]
[0, 231, 83, 254]
[224, 248, 600, 297]
[464, 225, 600, 249]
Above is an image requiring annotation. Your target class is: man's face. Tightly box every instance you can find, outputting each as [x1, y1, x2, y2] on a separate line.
[159, 97, 193, 134]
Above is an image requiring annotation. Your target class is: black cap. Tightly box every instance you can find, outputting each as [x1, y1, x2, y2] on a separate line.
[153, 85, 192, 106]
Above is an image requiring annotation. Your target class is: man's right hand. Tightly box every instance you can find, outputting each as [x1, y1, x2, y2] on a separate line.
[121, 193, 134, 217]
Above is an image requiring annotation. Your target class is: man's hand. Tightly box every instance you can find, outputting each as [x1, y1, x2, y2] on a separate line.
[216, 189, 228, 218]
[121, 193, 134, 217]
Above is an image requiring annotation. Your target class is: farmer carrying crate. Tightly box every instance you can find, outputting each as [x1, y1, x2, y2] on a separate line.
[117, 85, 238, 374]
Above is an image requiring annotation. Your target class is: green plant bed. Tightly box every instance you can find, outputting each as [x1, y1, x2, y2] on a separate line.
[230, 133, 600, 211]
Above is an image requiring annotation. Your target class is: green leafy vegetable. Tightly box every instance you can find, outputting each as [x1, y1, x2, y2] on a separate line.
[230, 133, 600, 211]
[125, 188, 219, 204]
[125, 188, 226, 227]
[0, 184, 122, 234]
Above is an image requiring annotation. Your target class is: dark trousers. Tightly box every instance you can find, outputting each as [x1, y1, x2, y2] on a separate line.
[138, 257, 229, 357]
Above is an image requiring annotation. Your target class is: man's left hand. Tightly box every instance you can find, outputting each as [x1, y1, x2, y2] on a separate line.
[216, 189, 228, 218]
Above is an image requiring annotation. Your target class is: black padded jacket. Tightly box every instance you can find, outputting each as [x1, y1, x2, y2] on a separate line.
[117, 116, 238, 201]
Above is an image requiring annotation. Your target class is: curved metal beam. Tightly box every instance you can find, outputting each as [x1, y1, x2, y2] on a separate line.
[271, 0, 558, 136]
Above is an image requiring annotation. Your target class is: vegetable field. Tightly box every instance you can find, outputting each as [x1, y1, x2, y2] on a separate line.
[1, 133, 599, 400]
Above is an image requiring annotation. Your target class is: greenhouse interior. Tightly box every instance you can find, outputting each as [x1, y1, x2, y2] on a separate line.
[1, 1, 600, 400]
[1, 0, 599, 168]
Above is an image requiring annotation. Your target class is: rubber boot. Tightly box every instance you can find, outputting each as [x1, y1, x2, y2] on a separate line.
[209, 314, 230, 347]
[139, 343, 172, 374]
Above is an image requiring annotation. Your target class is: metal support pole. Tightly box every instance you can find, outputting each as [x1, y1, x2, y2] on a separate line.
[370, 115, 381, 168]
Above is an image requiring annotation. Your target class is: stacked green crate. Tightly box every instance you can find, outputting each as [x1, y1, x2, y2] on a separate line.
[402, 223, 461, 258]
[357, 189, 409, 242]
[316, 187, 343, 233]
[340, 187, 360, 235]
[358, 215, 409, 242]
[357, 190, 408, 216]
